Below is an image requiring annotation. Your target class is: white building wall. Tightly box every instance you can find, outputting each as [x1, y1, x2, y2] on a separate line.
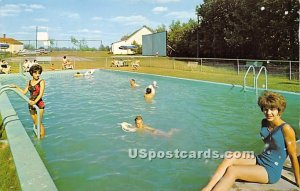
[127, 27, 152, 44]
[111, 26, 153, 55]
[4, 44, 23, 53]
[10, 44, 23, 53]
[111, 41, 134, 55]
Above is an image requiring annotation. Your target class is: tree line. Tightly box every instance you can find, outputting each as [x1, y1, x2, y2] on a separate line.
[163, 0, 299, 60]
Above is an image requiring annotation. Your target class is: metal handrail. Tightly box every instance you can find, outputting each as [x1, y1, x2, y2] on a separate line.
[255, 66, 268, 94]
[243, 65, 256, 91]
[0, 85, 41, 139]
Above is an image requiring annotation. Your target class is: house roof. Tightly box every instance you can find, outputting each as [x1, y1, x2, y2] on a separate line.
[0, 38, 23, 45]
[111, 25, 154, 44]
[127, 25, 154, 40]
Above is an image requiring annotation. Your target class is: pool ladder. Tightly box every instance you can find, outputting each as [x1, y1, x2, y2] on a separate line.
[243, 65, 268, 94]
[0, 85, 41, 139]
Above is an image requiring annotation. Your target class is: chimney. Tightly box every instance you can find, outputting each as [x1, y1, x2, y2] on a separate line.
[3, 34, 6, 38]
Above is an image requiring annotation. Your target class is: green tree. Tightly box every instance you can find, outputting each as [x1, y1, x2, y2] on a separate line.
[167, 19, 198, 57]
[70, 36, 80, 49]
[24, 43, 35, 50]
[79, 39, 89, 50]
[155, 24, 167, 32]
[196, 0, 299, 60]
[49, 39, 55, 50]
[132, 40, 142, 54]
[121, 35, 129, 41]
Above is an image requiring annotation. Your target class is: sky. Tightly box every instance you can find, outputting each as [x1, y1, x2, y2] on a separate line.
[0, 0, 204, 47]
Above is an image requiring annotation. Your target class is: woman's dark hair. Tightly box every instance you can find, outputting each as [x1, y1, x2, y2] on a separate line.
[29, 64, 43, 76]
[145, 87, 152, 94]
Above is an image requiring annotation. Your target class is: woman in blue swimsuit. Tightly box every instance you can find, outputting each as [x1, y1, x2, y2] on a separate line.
[202, 91, 300, 191]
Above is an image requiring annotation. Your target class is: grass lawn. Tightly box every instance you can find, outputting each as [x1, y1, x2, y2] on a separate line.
[0, 116, 21, 191]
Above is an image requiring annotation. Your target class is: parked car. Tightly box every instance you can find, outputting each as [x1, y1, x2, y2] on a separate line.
[37, 49, 50, 54]
[17, 49, 37, 56]
[17, 49, 50, 56]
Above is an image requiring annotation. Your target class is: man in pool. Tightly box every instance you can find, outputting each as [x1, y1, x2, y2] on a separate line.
[129, 79, 139, 88]
[135, 116, 178, 137]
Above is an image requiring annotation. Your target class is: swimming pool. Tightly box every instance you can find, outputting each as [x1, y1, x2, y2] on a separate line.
[1, 70, 299, 190]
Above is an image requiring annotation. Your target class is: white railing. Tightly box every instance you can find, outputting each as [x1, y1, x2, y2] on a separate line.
[255, 66, 268, 94]
[243, 65, 256, 91]
[0, 85, 41, 139]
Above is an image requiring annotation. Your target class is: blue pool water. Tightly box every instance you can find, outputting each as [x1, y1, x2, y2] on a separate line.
[1, 70, 299, 190]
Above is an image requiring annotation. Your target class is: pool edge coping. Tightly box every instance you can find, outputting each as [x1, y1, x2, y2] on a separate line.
[0, 82, 57, 191]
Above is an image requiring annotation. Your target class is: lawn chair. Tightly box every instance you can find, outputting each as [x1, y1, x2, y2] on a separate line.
[132, 60, 140, 70]
[0, 63, 11, 74]
[112, 60, 124, 67]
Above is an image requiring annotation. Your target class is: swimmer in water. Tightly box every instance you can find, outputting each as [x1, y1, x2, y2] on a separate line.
[134, 116, 178, 137]
[73, 69, 95, 77]
[130, 79, 140, 88]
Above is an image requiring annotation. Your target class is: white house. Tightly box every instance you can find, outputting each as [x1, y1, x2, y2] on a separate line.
[0, 34, 24, 53]
[111, 25, 153, 55]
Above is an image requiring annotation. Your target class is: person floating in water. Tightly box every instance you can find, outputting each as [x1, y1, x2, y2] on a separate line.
[129, 79, 140, 88]
[10, 65, 46, 138]
[73, 69, 95, 77]
[202, 91, 300, 191]
[134, 116, 178, 137]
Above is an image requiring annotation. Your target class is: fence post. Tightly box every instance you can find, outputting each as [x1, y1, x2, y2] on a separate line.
[237, 59, 240, 75]
[19, 62, 22, 75]
[289, 61, 292, 80]
[173, 58, 175, 69]
[200, 58, 203, 72]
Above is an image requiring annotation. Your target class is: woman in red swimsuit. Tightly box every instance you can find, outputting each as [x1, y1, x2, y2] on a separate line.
[11, 64, 46, 138]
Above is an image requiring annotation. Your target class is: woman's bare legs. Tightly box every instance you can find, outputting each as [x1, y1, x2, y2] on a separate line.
[212, 164, 268, 191]
[201, 152, 258, 191]
[30, 109, 45, 138]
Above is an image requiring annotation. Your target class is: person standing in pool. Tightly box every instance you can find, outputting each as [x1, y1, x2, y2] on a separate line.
[11, 65, 46, 138]
[144, 82, 157, 101]
[202, 91, 299, 191]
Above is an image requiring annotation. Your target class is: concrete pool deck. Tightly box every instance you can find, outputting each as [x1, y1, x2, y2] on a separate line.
[0, 82, 57, 191]
[232, 170, 299, 191]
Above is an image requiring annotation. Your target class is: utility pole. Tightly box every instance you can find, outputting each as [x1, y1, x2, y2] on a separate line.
[197, 14, 200, 58]
[36, 26, 38, 50]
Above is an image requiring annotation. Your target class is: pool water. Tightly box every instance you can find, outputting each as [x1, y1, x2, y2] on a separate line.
[1, 70, 299, 190]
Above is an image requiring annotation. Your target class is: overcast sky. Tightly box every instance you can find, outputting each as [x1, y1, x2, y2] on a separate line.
[0, 0, 203, 47]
